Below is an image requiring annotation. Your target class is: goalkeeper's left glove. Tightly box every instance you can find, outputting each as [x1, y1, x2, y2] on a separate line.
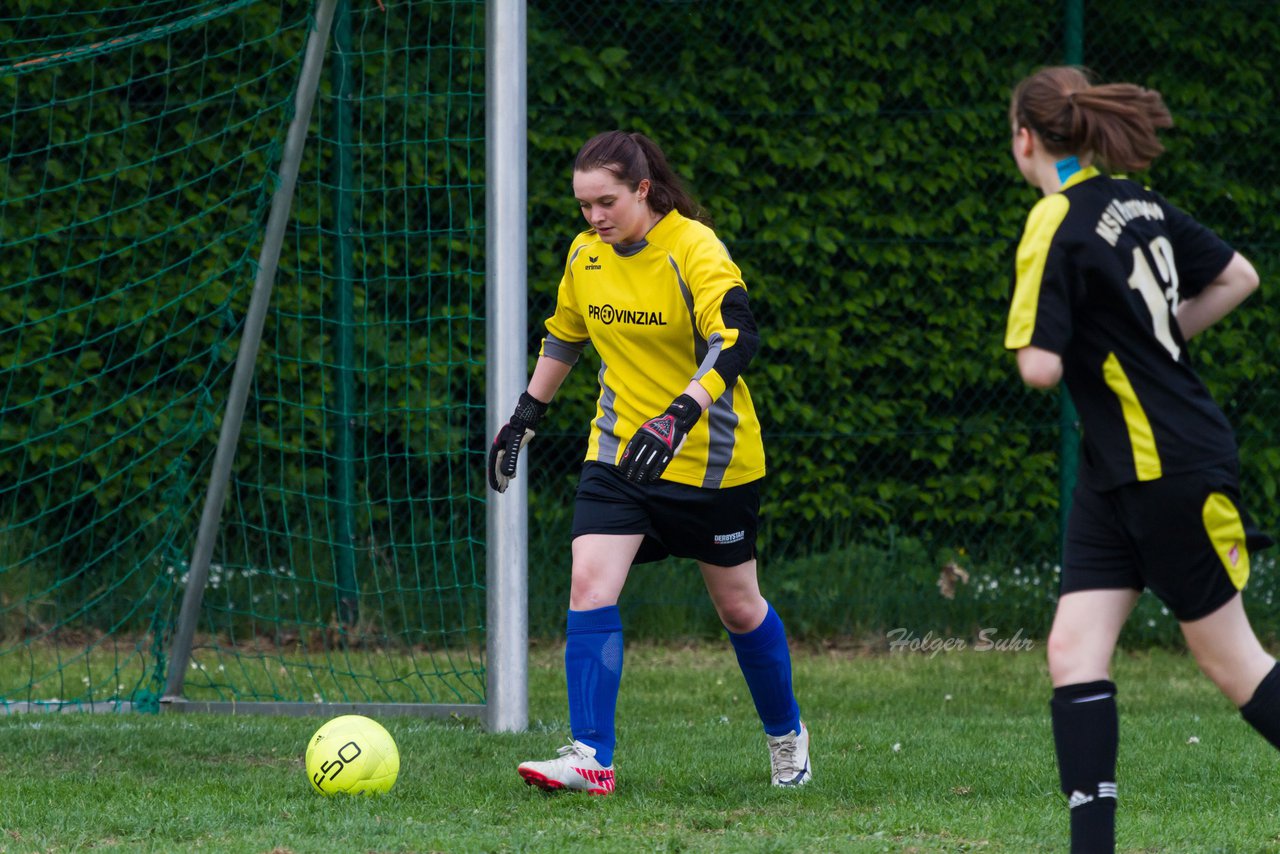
[618, 394, 702, 484]
[487, 391, 548, 493]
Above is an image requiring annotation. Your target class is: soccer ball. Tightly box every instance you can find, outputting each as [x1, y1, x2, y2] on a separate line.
[305, 714, 399, 795]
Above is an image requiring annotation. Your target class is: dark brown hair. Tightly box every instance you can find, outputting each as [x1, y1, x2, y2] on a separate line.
[573, 130, 710, 225]
[1010, 66, 1173, 172]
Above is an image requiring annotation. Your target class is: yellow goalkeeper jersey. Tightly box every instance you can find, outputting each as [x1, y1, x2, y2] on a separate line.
[540, 210, 766, 488]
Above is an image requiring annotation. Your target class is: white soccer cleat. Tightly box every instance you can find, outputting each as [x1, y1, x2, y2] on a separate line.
[767, 721, 812, 786]
[517, 740, 616, 795]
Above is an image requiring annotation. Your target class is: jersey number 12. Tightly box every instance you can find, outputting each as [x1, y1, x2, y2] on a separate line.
[1127, 236, 1180, 361]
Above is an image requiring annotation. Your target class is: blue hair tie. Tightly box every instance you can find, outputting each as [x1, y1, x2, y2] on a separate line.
[1056, 155, 1081, 183]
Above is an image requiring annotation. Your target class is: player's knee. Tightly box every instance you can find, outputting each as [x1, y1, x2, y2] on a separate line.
[1045, 627, 1074, 673]
[1194, 656, 1255, 706]
[1192, 655, 1233, 697]
[717, 595, 767, 634]
[567, 579, 618, 611]
[1182, 614, 1276, 705]
[1046, 629, 1106, 685]
[567, 567, 623, 611]
[1189, 648, 1267, 706]
[569, 591, 616, 611]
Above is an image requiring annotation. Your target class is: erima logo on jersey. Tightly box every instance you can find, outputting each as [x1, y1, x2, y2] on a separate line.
[585, 255, 602, 270]
[587, 304, 667, 326]
[714, 531, 745, 545]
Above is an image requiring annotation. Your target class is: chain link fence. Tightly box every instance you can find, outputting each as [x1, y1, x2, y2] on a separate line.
[3, 1, 1277, 685]
[520, 1, 1280, 642]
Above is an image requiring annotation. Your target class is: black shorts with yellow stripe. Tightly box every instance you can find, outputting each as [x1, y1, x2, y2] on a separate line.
[1062, 461, 1273, 621]
[571, 461, 760, 567]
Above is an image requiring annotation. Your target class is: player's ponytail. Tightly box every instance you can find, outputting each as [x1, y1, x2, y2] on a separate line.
[573, 130, 711, 225]
[1011, 66, 1173, 173]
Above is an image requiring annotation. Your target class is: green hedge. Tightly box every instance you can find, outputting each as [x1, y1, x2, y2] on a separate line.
[3, 1, 1278, 643]
[523, 0, 1280, 638]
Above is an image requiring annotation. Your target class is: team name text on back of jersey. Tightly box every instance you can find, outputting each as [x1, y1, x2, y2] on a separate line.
[1095, 198, 1165, 247]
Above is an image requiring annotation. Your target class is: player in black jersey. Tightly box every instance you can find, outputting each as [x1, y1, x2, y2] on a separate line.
[489, 131, 808, 795]
[1005, 66, 1280, 853]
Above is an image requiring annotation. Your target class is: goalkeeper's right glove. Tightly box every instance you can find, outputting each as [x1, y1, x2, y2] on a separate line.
[618, 394, 701, 484]
[487, 391, 548, 493]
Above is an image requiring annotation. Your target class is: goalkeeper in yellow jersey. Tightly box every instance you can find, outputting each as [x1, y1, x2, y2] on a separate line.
[488, 130, 808, 795]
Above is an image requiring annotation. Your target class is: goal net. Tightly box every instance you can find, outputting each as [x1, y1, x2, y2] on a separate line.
[0, 0, 487, 714]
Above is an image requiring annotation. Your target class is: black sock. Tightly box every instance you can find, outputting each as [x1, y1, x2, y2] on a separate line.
[1051, 680, 1118, 854]
[1240, 662, 1280, 750]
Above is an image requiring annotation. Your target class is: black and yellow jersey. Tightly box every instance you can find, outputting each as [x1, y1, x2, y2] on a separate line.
[1005, 166, 1238, 490]
[539, 209, 765, 488]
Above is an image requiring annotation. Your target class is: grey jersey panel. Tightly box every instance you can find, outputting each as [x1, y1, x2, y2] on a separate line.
[667, 255, 706, 368]
[669, 254, 735, 486]
[693, 332, 723, 381]
[593, 359, 622, 464]
[702, 385, 739, 488]
[543, 332, 586, 365]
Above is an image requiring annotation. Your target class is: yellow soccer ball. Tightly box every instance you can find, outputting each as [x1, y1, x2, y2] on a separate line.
[305, 715, 399, 795]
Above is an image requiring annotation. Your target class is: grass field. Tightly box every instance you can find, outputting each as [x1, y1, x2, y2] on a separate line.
[2, 640, 1277, 853]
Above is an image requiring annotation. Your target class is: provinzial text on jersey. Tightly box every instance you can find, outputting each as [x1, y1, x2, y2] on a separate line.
[587, 304, 668, 326]
[1095, 198, 1165, 247]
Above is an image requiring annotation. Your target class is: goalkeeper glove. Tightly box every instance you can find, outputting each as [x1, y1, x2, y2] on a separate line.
[619, 394, 702, 484]
[488, 391, 548, 493]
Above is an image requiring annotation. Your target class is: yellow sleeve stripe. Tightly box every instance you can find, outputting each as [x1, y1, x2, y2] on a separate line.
[697, 369, 727, 401]
[1005, 194, 1071, 349]
[1101, 352, 1163, 481]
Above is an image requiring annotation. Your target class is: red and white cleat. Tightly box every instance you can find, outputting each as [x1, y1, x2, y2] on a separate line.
[518, 740, 615, 795]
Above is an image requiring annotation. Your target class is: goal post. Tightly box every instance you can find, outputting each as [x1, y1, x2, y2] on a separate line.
[484, 0, 530, 735]
[0, 0, 516, 723]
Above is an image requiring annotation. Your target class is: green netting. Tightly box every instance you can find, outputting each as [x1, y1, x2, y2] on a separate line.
[6, 0, 1279, 716]
[0, 0, 487, 711]
[521, 0, 1280, 645]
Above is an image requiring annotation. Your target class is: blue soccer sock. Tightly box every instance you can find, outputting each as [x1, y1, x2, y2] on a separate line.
[726, 602, 801, 737]
[564, 605, 624, 767]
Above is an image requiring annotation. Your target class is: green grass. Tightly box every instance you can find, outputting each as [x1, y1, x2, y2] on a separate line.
[1, 642, 1277, 853]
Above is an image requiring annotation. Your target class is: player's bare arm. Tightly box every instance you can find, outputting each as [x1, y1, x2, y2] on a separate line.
[1174, 251, 1259, 340]
[1016, 345, 1063, 390]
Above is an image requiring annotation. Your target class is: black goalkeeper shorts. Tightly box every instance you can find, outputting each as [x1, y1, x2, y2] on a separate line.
[1061, 462, 1271, 622]
[570, 461, 760, 567]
